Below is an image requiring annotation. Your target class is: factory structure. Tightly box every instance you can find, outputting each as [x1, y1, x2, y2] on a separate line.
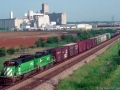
[0, 3, 92, 30]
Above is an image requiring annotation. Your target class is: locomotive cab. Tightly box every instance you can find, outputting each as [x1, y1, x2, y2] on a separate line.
[3, 61, 16, 77]
[0, 60, 18, 85]
[0, 58, 19, 85]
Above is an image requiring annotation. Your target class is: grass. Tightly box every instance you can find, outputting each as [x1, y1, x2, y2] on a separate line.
[99, 66, 120, 88]
[56, 40, 120, 90]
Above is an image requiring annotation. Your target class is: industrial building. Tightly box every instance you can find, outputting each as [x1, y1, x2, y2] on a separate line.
[0, 3, 92, 31]
[49, 12, 66, 25]
[0, 18, 24, 30]
[0, 3, 50, 30]
[45, 24, 92, 30]
[0, 11, 25, 30]
[41, 3, 67, 25]
[41, 3, 49, 14]
[0, 3, 67, 30]
[20, 10, 50, 30]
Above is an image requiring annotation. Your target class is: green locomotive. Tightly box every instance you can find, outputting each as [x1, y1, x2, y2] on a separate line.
[34, 51, 54, 70]
[0, 51, 54, 85]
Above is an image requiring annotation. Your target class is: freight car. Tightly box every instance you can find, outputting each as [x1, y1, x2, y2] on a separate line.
[0, 32, 119, 85]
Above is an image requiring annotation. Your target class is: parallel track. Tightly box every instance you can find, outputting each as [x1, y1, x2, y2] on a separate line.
[1, 35, 120, 90]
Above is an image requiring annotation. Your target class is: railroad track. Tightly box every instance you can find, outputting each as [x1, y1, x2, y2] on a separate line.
[1, 35, 120, 90]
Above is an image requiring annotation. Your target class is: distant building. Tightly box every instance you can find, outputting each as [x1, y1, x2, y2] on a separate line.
[0, 3, 67, 30]
[45, 24, 92, 30]
[28, 10, 34, 20]
[41, 3, 49, 15]
[49, 12, 66, 25]
[36, 14, 50, 28]
[20, 19, 31, 30]
[0, 18, 25, 30]
[76, 24, 92, 29]
[21, 11, 50, 30]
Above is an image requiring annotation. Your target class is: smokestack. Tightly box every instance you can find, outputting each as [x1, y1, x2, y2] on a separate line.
[10, 11, 13, 19]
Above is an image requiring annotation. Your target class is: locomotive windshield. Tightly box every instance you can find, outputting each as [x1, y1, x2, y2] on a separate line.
[4, 61, 16, 66]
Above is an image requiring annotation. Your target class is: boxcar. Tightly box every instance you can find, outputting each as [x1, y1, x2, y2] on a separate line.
[82, 40, 87, 51]
[95, 36, 100, 45]
[48, 47, 62, 63]
[63, 43, 78, 57]
[61, 46, 69, 60]
[76, 41, 84, 53]
[90, 38, 97, 47]
[86, 39, 91, 50]
[47, 46, 68, 63]
[95, 34, 104, 44]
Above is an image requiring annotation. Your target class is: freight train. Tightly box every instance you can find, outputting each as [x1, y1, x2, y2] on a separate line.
[0, 31, 119, 85]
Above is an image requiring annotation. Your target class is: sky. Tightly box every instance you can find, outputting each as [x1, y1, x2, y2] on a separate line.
[0, 0, 120, 22]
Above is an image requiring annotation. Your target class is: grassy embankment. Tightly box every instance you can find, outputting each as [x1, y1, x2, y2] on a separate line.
[56, 40, 120, 90]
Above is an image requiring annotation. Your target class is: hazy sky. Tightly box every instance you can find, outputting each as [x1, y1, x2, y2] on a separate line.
[0, 0, 120, 22]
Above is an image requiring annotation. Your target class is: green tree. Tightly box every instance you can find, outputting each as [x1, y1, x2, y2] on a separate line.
[46, 36, 58, 44]
[19, 45, 27, 52]
[77, 30, 93, 40]
[118, 49, 120, 56]
[7, 47, 16, 55]
[0, 47, 6, 57]
[35, 38, 45, 47]
[61, 34, 75, 42]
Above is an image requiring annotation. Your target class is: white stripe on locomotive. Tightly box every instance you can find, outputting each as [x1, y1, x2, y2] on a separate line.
[19, 68, 21, 71]
[4, 67, 7, 75]
[4, 67, 11, 76]
[7, 68, 12, 76]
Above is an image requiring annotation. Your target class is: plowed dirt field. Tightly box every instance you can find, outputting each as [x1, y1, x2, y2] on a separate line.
[0, 31, 64, 48]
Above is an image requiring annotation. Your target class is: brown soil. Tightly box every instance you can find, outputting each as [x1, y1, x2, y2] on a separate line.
[0, 31, 75, 48]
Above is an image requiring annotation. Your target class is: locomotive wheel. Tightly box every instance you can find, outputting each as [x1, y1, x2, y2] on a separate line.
[46, 64, 49, 68]
[36, 67, 40, 72]
[20, 75, 24, 79]
[40, 67, 44, 70]
[31, 70, 35, 74]
[12, 76, 16, 84]
[50, 62, 53, 66]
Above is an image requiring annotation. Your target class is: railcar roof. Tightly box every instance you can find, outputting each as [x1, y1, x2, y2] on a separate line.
[62, 43, 77, 46]
[34, 51, 50, 58]
[5, 54, 34, 65]
[19, 54, 32, 58]
[4, 58, 23, 65]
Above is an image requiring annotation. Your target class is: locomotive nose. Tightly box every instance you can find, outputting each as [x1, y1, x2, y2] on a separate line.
[0, 77, 13, 86]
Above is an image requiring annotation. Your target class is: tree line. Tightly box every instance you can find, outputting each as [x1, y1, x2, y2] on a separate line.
[0, 45, 28, 57]
[35, 29, 116, 48]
